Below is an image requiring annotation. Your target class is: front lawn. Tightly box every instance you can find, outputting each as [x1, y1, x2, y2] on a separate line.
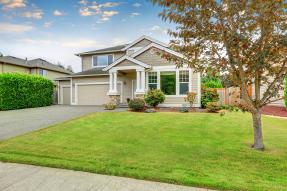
[0, 112, 286, 191]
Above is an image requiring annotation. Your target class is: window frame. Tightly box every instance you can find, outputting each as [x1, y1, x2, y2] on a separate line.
[92, 54, 114, 68]
[39, 69, 47, 76]
[147, 72, 158, 90]
[179, 70, 189, 95]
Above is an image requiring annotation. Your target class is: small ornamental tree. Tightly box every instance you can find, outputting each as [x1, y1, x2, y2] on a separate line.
[151, 0, 287, 150]
[185, 92, 197, 109]
[145, 89, 165, 108]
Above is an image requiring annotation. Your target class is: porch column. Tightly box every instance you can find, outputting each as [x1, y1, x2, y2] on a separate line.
[109, 72, 113, 92]
[136, 71, 140, 92]
[112, 71, 118, 93]
[140, 71, 145, 92]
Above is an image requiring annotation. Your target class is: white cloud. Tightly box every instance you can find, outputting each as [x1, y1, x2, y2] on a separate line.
[102, 10, 118, 17]
[78, 0, 87, 5]
[100, 2, 120, 8]
[141, 25, 168, 35]
[0, 0, 26, 9]
[22, 9, 43, 19]
[43, 21, 52, 28]
[133, 3, 141, 8]
[79, 7, 93, 16]
[130, 12, 140, 17]
[53, 9, 64, 16]
[0, 22, 33, 33]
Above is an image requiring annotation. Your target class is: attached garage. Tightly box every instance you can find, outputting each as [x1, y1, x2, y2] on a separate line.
[75, 83, 122, 105]
[60, 86, 71, 105]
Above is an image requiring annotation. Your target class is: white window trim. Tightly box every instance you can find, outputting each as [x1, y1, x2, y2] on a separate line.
[147, 68, 192, 97]
[92, 54, 114, 68]
[147, 72, 158, 89]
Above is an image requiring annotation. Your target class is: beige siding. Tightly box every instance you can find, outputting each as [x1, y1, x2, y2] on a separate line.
[0, 63, 2, 73]
[59, 80, 71, 86]
[164, 97, 185, 104]
[2, 63, 30, 74]
[116, 60, 135, 67]
[131, 39, 152, 48]
[81, 52, 126, 71]
[135, 48, 175, 66]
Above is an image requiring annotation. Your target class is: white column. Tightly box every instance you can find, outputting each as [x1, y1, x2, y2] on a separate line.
[136, 71, 140, 92]
[141, 71, 145, 92]
[113, 71, 117, 92]
[109, 72, 113, 92]
[176, 69, 179, 96]
[157, 71, 160, 89]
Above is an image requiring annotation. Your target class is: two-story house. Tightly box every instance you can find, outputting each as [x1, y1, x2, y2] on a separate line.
[0, 56, 73, 81]
[56, 36, 201, 106]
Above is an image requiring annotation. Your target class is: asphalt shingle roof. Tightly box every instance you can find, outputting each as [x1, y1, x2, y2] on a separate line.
[76, 44, 129, 56]
[71, 68, 108, 76]
[0, 56, 72, 74]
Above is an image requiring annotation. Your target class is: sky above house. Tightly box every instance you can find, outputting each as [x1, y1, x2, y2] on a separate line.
[0, 0, 174, 72]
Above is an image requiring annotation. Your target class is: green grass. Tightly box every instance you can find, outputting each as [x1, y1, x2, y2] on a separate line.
[0, 112, 286, 191]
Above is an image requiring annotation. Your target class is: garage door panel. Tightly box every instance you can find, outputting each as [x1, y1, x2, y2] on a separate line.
[77, 84, 110, 105]
[62, 87, 70, 105]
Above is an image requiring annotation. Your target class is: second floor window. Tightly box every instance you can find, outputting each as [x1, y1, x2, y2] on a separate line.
[93, 55, 113, 67]
[39, 69, 47, 76]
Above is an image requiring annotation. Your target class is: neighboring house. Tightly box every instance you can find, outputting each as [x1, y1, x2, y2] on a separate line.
[56, 36, 201, 106]
[0, 56, 72, 81]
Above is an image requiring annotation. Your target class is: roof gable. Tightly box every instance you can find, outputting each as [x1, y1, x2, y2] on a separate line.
[103, 56, 151, 71]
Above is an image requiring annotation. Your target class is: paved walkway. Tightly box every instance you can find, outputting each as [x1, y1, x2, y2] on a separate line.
[0, 163, 213, 191]
[0, 105, 124, 140]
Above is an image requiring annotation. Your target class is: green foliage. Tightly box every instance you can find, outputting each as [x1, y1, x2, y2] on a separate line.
[144, 89, 165, 107]
[104, 102, 117, 110]
[206, 102, 221, 113]
[285, 77, 287, 108]
[128, 98, 145, 111]
[202, 73, 223, 88]
[201, 86, 219, 108]
[0, 73, 54, 110]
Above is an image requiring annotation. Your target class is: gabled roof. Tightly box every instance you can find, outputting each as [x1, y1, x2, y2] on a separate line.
[130, 43, 185, 59]
[0, 56, 72, 74]
[103, 56, 151, 71]
[121, 35, 169, 51]
[71, 68, 108, 76]
[76, 44, 128, 56]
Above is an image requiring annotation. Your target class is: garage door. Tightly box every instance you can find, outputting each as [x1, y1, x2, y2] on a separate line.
[77, 84, 110, 105]
[61, 86, 71, 105]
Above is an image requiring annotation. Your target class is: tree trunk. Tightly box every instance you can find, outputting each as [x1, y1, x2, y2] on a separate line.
[251, 110, 264, 150]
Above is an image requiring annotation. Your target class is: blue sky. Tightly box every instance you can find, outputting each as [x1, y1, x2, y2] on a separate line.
[0, 0, 174, 72]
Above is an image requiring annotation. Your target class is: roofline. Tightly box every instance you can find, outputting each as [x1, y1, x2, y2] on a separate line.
[70, 74, 109, 78]
[102, 56, 151, 71]
[130, 43, 185, 59]
[121, 35, 169, 51]
[75, 50, 125, 57]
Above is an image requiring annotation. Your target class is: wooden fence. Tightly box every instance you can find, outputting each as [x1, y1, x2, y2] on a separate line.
[215, 87, 241, 106]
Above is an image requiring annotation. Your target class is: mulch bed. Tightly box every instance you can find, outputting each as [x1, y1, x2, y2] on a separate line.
[262, 106, 287, 117]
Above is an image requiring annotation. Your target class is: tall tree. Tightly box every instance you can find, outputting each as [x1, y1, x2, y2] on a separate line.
[151, 0, 287, 150]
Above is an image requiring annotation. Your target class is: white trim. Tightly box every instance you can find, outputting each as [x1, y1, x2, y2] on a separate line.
[70, 78, 75, 105]
[121, 35, 168, 51]
[92, 54, 114, 68]
[57, 81, 60, 104]
[70, 74, 109, 78]
[76, 50, 123, 56]
[110, 66, 144, 72]
[59, 85, 71, 105]
[197, 72, 201, 108]
[103, 56, 151, 71]
[74, 81, 123, 105]
[130, 43, 185, 59]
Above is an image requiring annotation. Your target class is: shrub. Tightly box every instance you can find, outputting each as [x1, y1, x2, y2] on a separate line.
[203, 80, 223, 88]
[0, 73, 54, 110]
[104, 102, 117, 110]
[144, 89, 165, 107]
[185, 92, 197, 108]
[179, 106, 189, 113]
[201, 86, 219, 108]
[206, 102, 221, 113]
[128, 98, 145, 111]
[285, 77, 287, 108]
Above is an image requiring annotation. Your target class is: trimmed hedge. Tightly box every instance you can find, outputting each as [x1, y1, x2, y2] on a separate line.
[0, 73, 54, 110]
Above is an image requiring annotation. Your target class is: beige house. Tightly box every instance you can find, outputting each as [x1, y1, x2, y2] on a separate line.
[57, 36, 201, 107]
[0, 56, 72, 81]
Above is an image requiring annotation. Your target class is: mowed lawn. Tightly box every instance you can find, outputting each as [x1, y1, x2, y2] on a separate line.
[0, 112, 286, 191]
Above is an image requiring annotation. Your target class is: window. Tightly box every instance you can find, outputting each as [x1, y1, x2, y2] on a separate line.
[179, 70, 189, 95]
[93, 54, 113, 67]
[148, 72, 157, 90]
[39, 69, 47, 76]
[161, 71, 176, 95]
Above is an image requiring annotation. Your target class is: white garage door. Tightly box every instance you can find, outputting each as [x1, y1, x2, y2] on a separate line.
[77, 84, 110, 105]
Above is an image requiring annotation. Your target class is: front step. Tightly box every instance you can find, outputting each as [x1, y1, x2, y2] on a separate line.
[118, 103, 128, 108]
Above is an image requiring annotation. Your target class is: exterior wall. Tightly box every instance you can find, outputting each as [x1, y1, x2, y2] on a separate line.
[1, 63, 30, 74]
[252, 84, 285, 107]
[0, 63, 2, 73]
[131, 39, 152, 48]
[135, 48, 174, 66]
[81, 52, 126, 71]
[116, 60, 135, 67]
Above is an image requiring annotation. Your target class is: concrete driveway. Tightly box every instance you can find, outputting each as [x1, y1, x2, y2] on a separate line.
[0, 105, 123, 140]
